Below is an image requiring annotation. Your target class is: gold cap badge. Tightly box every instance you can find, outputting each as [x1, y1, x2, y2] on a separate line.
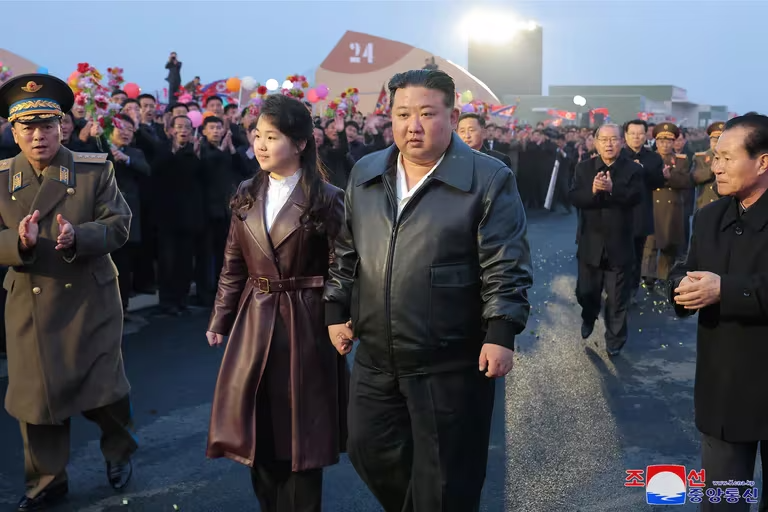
[21, 81, 43, 93]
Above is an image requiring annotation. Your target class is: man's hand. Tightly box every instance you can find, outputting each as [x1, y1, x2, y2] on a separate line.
[19, 210, 40, 249]
[674, 271, 721, 309]
[55, 214, 75, 251]
[334, 111, 345, 133]
[601, 171, 613, 193]
[329, 320, 355, 355]
[206, 331, 225, 346]
[479, 343, 515, 378]
[592, 171, 607, 194]
[110, 146, 129, 163]
[662, 165, 671, 179]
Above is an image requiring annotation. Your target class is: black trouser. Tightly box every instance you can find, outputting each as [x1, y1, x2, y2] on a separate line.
[19, 395, 137, 499]
[194, 217, 229, 304]
[112, 242, 140, 311]
[347, 360, 495, 512]
[134, 204, 157, 294]
[700, 433, 768, 511]
[576, 255, 630, 351]
[157, 229, 195, 309]
[250, 462, 322, 512]
[631, 236, 647, 295]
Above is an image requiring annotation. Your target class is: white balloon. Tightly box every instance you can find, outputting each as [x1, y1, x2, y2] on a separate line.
[281, 80, 293, 90]
[241, 76, 257, 90]
[266, 79, 279, 91]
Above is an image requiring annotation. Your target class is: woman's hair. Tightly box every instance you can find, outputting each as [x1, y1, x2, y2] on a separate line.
[230, 94, 336, 237]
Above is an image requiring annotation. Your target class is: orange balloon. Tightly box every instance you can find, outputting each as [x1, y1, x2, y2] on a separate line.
[202, 111, 216, 119]
[226, 77, 241, 92]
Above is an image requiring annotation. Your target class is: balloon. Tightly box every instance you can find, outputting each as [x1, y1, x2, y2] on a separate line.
[124, 83, 141, 99]
[178, 93, 193, 104]
[460, 90, 473, 104]
[306, 89, 319, 103]
[67, 71, 81, 88]
[315, 84, 329, 100]
[187, 110, 203, 128]
[202, 111, 216, 119]
[461, 104, 474, 113]
[37, 66, 48, 74]
[241, 76, 257, 90]
[251, 97, 263, 106]
[226, 77, 241, 92]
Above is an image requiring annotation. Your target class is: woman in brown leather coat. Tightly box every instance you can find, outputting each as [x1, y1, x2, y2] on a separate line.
[204, 94, 348, 512]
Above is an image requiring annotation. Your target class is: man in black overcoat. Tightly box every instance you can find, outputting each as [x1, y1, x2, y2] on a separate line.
[669, 114, 768, 511]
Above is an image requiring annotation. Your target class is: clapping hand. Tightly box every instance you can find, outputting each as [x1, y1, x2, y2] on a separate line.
[55, 214, 75, 251]
[662, 165, 671, 179]
[19, 210, 40, 249]
[674, 271, 721, 310]
[592, 171, 613, 194]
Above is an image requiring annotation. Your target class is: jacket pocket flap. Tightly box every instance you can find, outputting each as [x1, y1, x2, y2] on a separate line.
[430, 263, 478, 287]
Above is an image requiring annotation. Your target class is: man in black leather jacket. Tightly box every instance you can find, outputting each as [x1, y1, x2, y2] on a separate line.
[323, 69, 533, 512]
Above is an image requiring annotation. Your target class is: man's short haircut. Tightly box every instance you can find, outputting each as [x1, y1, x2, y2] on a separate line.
[387, 69, 455, 109]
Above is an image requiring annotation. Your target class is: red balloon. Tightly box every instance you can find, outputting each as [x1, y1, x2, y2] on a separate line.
[124, 83, 141, 99]
[307, 89, 319, 104]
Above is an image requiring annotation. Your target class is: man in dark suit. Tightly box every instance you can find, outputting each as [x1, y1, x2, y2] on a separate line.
[621, 120, 666, 301]
[456, 112, 513, 168]
[569, 123, 643, 355]
[669, 114, 768, 510]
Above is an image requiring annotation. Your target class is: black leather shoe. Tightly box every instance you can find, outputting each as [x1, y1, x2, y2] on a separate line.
[17, 482, 68, 511]
[107, 459, 133, 490]
[581, 321, 595, 339]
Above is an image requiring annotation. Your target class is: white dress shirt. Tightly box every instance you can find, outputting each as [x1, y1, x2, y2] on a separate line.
[395, 152, 445, 217]
[265, 169, 302, 232]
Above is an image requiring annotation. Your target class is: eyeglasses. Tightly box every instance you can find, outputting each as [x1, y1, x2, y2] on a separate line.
[597, 137, 620, 144]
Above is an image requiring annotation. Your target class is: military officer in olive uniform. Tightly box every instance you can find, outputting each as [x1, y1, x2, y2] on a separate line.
[641, 123, 694, 286]
[0, 74, 137, 511]
[692, 121, 724, 210]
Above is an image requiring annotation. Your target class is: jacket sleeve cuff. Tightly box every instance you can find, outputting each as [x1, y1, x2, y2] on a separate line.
[325, 301, 350, 326]
[483, 319, 517, 351]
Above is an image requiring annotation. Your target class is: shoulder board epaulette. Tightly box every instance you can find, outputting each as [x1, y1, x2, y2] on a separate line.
[0, 158, 11, 172]
[73, 152, 108, 164]
[695, 151, 708, 156]
[675, 153, 688, 158]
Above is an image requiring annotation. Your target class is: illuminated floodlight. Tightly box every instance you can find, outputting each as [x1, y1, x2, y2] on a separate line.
[460, 10, 539, 45]
[266, 79, 279, 91]
[281, 80, 293, 90]
[573, 95, 587, 107]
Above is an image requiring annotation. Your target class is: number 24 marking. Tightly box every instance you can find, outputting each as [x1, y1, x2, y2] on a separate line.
[349, 42, 374, 64]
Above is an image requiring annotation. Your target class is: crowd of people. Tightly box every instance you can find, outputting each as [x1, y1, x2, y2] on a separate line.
[0, 63, 767, 512]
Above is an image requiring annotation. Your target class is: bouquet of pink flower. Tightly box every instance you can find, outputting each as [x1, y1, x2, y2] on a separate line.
[70, 62, 123, 139]
[106, 67, 124, 90]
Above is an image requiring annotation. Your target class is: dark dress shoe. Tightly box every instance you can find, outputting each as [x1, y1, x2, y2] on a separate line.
[607, 348, 621, 357]
[17, 483, 68, 511]
[581, 321, 595, 339]
[107, 459, 133, 490]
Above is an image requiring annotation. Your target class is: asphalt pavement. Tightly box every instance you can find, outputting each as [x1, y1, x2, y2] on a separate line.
[0, 209, 760, 511]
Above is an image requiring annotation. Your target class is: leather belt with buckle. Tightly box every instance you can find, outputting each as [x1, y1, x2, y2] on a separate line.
[251, 275, 325, 294]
